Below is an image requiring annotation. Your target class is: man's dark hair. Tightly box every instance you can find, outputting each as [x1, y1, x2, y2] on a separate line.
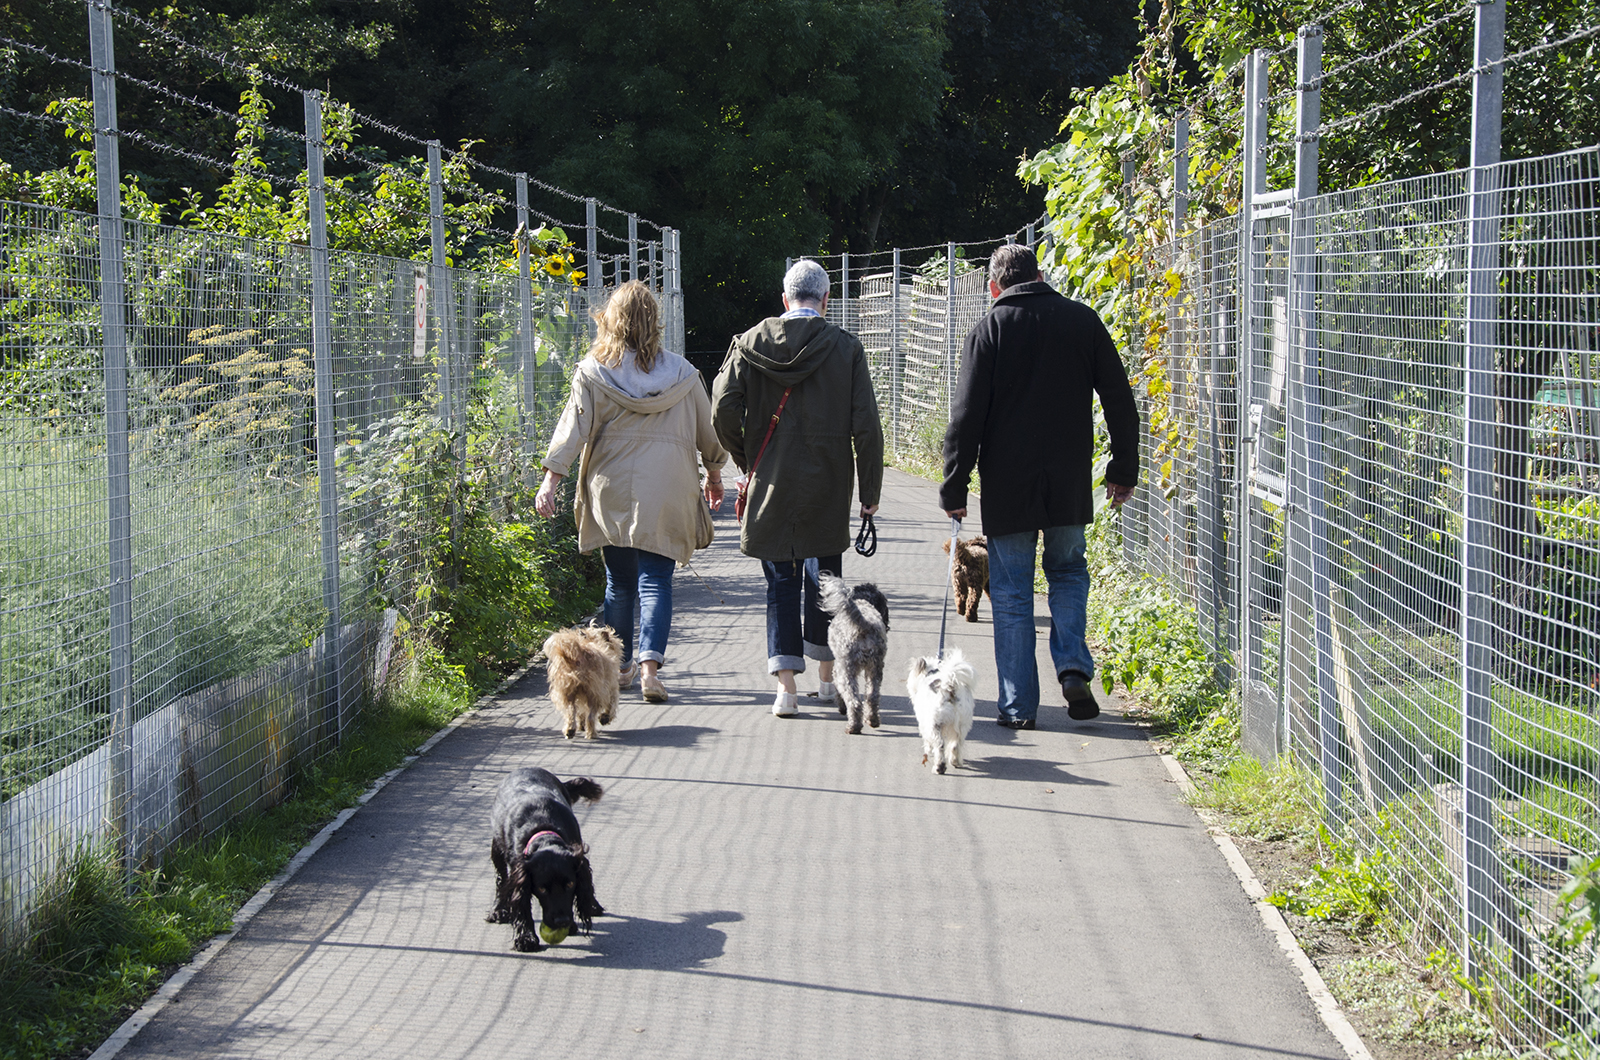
[988, 244, 1040, 292]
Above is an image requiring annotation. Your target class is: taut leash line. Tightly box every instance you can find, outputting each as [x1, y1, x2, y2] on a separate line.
[938, 516, 960, 659]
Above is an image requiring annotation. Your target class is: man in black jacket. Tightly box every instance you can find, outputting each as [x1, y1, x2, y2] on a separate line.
[939, 244, 1139, 729]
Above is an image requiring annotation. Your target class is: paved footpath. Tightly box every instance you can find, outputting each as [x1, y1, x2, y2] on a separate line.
[115, 469, 1350, 1060]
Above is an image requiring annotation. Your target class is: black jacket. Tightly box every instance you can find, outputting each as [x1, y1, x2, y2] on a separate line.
[939, 281, 1139, 536]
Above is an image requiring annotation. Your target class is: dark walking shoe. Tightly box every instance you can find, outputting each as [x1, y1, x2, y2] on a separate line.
[1060, 671, 1099, 720]
[995, 716, 1037, 730]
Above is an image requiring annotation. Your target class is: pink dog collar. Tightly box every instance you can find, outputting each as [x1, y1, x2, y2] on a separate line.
[524, 830, 563, 856]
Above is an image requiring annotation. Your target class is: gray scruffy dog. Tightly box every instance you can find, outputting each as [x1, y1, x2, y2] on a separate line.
[817, 573, 890, 735]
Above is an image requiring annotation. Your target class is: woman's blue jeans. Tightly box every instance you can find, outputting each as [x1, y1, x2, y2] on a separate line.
[985, 526, 1094, 722]
[602, 546, 675, 666]
[761, 554, 841, 674]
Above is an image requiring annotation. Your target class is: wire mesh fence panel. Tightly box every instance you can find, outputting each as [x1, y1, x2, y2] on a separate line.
[1, 202, 115, 932]
[854, 271, 903, 456]
[122, 223, 324, 864]
[0, 199, 591, 942]
[1239, 209, 1292, 759]
[1119, 143, 1600, 1049]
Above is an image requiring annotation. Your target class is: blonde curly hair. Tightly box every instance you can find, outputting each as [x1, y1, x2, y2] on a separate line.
[588, 281, 664, 372]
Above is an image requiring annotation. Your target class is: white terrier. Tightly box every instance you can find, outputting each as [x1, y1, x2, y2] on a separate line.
[906, 649, 976, 774]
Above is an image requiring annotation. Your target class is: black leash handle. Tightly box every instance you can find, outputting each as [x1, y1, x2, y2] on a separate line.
[854, 511, 877, 557]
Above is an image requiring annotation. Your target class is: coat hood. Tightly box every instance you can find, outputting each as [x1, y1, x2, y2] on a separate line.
[732, 317, 838, 386]
[576, 353, 704, 414]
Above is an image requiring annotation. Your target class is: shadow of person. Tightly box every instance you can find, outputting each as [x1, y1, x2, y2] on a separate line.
[576, 910, 744, 970]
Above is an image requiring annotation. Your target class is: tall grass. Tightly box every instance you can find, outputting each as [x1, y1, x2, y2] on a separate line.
[1, 427, 326, 800]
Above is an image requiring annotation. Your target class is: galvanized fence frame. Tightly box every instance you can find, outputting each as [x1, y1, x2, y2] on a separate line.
[0, 1, 683, 945]
[1118, 3, 1600, 1050]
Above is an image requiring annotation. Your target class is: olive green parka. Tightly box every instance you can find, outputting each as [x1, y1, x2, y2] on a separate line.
[712, 315, 884, 561]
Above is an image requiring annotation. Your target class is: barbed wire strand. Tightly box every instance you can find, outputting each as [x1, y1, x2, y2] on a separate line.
[1307, 66, 1472, 141]
[1307, 4, 1475, 92]
[104, 3, 303, 95]
[0, 103, 74, 130]
[469, 158, 666, 234]
[0, 34, 93, 73]
[1501, 19, 1600, 71]
[101, 2, 666, 233]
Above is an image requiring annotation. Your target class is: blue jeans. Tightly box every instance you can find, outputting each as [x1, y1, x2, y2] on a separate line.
[602, 546, 675, 666]
[762, 555, 841, 674]
[986, 526, 1094, 722]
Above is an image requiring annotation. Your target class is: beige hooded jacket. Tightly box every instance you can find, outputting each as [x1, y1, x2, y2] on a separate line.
[542, 352, 728, 565]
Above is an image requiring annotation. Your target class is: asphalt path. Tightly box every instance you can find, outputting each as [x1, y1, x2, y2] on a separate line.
[113, 467, 1350, 1060]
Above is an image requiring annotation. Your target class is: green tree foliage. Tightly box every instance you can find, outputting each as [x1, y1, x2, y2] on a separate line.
[0, 0, 1144, 347]
[871, 0, 1143, 256]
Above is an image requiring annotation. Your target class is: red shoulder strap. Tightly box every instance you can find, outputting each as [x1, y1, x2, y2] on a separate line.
[747, 386, 792, 476]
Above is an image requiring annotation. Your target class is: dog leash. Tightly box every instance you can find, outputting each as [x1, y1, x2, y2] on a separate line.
[681, 558, 726, 605]
[854, 511, 877, 557]
[938, 516, 960, 659]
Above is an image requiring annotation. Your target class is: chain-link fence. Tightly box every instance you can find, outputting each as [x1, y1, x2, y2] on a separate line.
[1, 0, 681, 948]
[1117, 6, 1600, 1051]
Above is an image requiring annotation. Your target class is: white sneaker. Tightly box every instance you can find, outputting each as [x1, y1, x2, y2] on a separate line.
[816, 680, 837, 702]
[772, 690, 798, 717]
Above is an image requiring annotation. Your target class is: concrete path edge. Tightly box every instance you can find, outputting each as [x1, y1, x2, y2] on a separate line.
[1159, 754, 1374, 1060]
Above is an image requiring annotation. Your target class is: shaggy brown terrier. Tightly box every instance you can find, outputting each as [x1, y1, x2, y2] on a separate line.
[543, 625, 622, 739]
[942, 535, 990, 622]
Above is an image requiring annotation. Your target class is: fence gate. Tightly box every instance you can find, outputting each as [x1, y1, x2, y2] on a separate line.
[1239, 197, 1294, 759]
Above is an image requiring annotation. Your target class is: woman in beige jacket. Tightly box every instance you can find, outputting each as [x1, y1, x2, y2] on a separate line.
[535, 281, 727, 703]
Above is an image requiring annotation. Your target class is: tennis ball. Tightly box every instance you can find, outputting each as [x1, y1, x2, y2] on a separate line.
[539, 924, 570, 946]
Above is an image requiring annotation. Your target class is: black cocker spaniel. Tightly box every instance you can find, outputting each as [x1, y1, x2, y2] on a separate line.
[486, 766, 606, 952]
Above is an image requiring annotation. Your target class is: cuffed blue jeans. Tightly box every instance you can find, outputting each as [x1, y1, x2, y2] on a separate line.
[762, 554, 841, 674]
[986, 526, 1094, 722]
[602, 546, 675, 666]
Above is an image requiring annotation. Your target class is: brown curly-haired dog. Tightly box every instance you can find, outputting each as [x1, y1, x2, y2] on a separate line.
[942, 535, 990, 623]
[543, 625, 622, 739]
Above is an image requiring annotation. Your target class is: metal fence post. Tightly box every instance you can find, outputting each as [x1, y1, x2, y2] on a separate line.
[628, 214, 639, 282]
[427, 142, 451, 427]
[585, 198, 599, 343]
[1288, 26, 1343, 823]
[890, 246, 902, 459]
[841, 252, 850, 334]
[87, 0, 133, 870]
[673, 229, 685, 354]
[946, 241, 957, 410]
[1461, 0, 1504, 976]
[648, 240, 658, 294]
[1174, 115, 1190, 237]
[664, 228, 682, 354]
[1025, 223, 1035, 248]
[516, 174, 536, 463]
[303, 91, 342, 738]
[1238, 49, 1272, 757]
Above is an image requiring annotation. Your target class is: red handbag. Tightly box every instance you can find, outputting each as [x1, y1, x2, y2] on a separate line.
[735, 386, 791, 522]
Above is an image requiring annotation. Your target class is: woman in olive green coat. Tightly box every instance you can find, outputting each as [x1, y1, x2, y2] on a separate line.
[711, 260, 884, 717]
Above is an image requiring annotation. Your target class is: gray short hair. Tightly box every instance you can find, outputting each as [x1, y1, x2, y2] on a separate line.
[988, 244, 1040, 292]
[783, 259, 830, 304]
